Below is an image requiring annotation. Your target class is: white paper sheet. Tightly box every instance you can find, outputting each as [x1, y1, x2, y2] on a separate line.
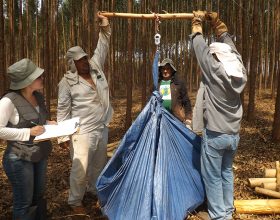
[34, 117, 80, 141]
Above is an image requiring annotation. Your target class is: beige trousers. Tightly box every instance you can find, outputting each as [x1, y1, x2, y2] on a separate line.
[68, 127, 108, 206]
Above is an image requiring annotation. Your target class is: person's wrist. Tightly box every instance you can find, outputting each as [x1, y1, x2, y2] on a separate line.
[185, 119, 192, 125]
[100, 18, 109, 26]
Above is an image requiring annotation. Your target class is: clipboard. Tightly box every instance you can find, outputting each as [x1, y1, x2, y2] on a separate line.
[34, 117, 80, 142]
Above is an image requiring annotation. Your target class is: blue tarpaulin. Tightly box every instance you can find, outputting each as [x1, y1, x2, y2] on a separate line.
[96, 51, 205, 220]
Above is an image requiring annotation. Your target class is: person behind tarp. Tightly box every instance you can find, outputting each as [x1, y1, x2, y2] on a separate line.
[57, 12, 113, 214]
[190, 11, 247, 220]
[0, 58, 56, 219]
[158, 58, 192, 129]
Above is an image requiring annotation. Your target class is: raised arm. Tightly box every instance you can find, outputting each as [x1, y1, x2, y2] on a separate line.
[191, 11, 219, 83]
[90, 12, 111, 70]
[206, 12, 239, 53]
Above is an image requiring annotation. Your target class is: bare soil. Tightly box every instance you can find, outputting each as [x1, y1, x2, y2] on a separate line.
[1, 90, 280, 220]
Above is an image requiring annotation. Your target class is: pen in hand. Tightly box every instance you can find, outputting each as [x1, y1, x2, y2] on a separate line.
[31, 121, 38, 126]
[30, 121, 45, 136]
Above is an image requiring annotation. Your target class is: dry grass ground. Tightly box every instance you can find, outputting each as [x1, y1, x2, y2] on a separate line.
[1, 90, 280, 219]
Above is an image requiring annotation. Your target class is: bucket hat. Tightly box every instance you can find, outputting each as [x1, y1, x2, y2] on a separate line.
[158, 58, 177, 72]
[8, 58, 44, 90]
[66, 46, 88, 63]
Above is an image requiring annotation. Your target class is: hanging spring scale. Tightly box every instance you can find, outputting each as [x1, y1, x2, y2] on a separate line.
[154, 13, 161, 50]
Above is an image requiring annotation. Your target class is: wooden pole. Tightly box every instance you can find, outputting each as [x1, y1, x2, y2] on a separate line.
[255, 187, 280, 198]
[248, 178, 276, 188]
[276, 161, 280, 191]
[261, 182, 277, 191]
[235, 199, 280, 214]
[264, 168, 276, 178]
[99, 12, 194, 19]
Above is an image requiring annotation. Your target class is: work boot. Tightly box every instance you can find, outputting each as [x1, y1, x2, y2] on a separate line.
[70, 205, 87, 215]
[20, 206, 37, 220]
[35, 198, 47, 220]
[196, 211, 211, 220]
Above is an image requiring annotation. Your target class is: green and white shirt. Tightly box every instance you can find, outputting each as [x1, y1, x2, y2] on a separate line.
[160, 80, 172, 112]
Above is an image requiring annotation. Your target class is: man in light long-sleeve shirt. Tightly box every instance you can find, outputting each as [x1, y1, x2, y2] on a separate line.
[57, 13, 113, 213]
[191, 11, 247, 220]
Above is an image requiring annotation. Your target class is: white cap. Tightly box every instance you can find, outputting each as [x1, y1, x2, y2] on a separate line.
[66, 46, 88, 63]
[209, 42, 243, 78]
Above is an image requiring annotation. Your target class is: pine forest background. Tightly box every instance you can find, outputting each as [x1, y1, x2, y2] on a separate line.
[0, 0, 280, 139]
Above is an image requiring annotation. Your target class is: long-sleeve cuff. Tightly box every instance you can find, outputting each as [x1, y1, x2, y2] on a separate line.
[216, 32, 230, 42]
[189, 32, 203, 40]
[99, 18, 109, 27]
[57, 135, 70, 144]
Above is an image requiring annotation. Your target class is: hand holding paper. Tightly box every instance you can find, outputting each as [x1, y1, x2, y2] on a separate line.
[34, 117, 80, 141]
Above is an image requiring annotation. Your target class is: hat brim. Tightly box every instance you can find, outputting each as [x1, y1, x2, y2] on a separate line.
[10, 67, 44, 90]
[158, 62, 177, 72]
[73, 53, 88, 61]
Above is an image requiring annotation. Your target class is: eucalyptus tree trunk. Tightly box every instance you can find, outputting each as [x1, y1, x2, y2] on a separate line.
[50, 0, 58, 99]
[0, 0, 5, 95]
[70, 0, 77, 46]
[258, 0, 266, 94]
[42, 0, 51, 110]
[270, 0, 277, 99]
[141, 0, 147, 108]
[18, 0, 24, 59]
[8, 0, 15, 66]
[247, 0, 259, 122]
[109, 0, 115, 97]
[241, 0, 249, 74]
[236, 0, 245, 107]
[82, 0, 89, 52]
[91, 0, 99, 52]
[35, 0, 40, 64]
[271, 0, 280, 142]
[125, 0, 133, 129]
[272, 74, 280, 142]
[264, 1, 270, 91]
[48, 0, 54, 99]
[26, 0, 32, 59]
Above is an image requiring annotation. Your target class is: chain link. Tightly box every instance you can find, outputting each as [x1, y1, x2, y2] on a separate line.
[153, 13, 161, 50]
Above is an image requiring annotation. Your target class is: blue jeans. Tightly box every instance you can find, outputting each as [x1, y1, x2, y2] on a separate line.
[2, 152, 47, 219]
[201, 129, 239, 220]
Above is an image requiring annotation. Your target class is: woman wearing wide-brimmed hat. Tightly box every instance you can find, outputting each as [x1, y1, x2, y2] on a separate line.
[0, 58, 56, 219]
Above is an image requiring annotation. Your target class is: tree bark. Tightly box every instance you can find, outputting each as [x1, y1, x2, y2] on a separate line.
[0, 0, 5, 95]
[18, 0, 24, 59]
[246, 0, 259, 121]
[271, 0, 280, 142]
[125, 0, 133, 129]
[8, 0, 15, 66]
[141, 0, 147, 108]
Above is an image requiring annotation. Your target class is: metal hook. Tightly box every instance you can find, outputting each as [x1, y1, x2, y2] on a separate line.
[150, 11, 161, 49]
[154, 33, 161, 46]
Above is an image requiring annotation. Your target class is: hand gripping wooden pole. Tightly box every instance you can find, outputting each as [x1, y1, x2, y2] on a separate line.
[99, 12, 194, 20]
